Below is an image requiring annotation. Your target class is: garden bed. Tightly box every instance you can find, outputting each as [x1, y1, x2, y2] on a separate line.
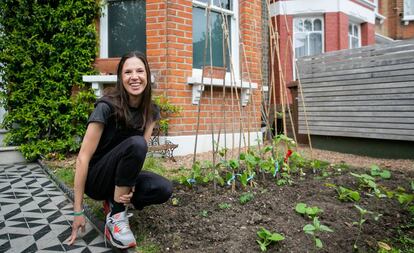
[44, 145, 414, 252]
[130, 165, 413, 253]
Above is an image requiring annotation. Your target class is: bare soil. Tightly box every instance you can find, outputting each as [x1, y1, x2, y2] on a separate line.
[46, 146, 414, 252]
[130, 147, 414, 253]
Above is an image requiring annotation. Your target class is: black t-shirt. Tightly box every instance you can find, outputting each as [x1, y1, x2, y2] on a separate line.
[87, 97, 160, 166]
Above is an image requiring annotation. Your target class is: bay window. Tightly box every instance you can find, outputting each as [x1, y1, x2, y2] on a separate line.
[294, 17, 324, 59]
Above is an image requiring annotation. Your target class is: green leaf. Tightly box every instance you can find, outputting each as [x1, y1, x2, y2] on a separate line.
[268, 233, 285, 242]
[295, 203, 307, 214]
[380, 170, 391, 179]
[303, 224, 315, 232]
[319, 225, 333, 232]
[315, 238, 323, 248]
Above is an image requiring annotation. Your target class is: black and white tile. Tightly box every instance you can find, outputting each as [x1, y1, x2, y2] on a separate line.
[0, 163, 112, 252]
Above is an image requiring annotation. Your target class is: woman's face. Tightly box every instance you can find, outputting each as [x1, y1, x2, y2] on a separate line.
[121, 57, 147, 99]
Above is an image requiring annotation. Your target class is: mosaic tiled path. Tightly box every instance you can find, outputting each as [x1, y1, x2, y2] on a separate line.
[0, 163, 112, 252]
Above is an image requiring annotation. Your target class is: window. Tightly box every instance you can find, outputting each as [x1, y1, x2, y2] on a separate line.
[294, 17, 323, 59]
[348, 23, 361, 49]
[100, 0, 146, 58]
[404, 0, 414, 21]
[192, 0, 238, 73]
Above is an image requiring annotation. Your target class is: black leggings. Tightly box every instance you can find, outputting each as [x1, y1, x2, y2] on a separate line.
[85, 136, 172, 210]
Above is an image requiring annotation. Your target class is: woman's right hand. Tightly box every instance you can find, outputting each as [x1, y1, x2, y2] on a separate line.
[67, 215, 86, 245]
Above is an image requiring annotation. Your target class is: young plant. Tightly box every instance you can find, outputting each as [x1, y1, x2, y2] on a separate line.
[353, 205, 382, 250]
[218, 203, 232, 209]
[295, 203, 323, 219]
[370, 164, 391, 179]
[239, 192, 254, 205]
[256, 227, 285, 252]
[303, 217, 334, 249]
[336, 186, 361, 202]
[350, 172, 384, 197]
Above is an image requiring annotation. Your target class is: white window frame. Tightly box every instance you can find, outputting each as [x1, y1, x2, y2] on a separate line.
[403, 0, 414, 23]
[100, 2, 109, 58]
[348, 22, 361, 49]
[293, 16, 324, 80]
[191, 0, 240, 84]
[99, 0, 146, 58]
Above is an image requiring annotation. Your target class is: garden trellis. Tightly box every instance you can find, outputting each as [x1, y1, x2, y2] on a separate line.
[187, 0, 315, 191]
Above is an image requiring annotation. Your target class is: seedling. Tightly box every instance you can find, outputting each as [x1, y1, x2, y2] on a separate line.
[218, 203, 232, 209]
[199, 210, 209, 217]
[239, 192, 254, 205]
[353, 205, 382, 250]
[256, 227, 285, 252]
[303, 217, 333, 249]
[350, 172, 385, 197]
[336, 186, 361, 202]
[295, 203, 323, 219]
[370, 164, 391, 179]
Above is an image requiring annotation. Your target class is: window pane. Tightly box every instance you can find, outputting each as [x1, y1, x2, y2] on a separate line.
[304, 19, 312, 31]
[352, 38, 359, 48]
[309, 33, 322, 55]
[295, 33, 308, 58]
[353, 25, 358, 36]
[294, 19, 303, 32]
[348, 24, 352, 35]
[197, 0, 230, 9]
[108, 0, 146, 57]
[192, 7, 230, 70]
[313, 19, 322, 31]
[405, 0, 414, 15]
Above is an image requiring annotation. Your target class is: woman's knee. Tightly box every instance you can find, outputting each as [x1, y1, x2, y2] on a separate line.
[125, 136, 148, 158]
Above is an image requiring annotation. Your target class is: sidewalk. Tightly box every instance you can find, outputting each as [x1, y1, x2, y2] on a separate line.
[0, 162, 112, 252]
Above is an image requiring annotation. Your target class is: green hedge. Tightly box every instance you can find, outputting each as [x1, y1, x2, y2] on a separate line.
[0, 0, 100, 160]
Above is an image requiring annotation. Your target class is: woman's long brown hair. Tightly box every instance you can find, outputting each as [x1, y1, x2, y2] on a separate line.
[105, 51, 153, 130]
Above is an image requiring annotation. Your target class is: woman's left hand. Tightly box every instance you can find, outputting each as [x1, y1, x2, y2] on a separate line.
[118, 187, 134, 204]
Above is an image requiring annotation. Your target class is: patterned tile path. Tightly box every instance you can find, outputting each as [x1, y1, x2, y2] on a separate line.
[0, 163, 112, 252]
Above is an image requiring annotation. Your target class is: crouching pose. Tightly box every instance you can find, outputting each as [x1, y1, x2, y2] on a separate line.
[68, 51, 172, 249]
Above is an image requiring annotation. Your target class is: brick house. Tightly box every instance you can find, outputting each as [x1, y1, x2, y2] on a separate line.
[83, 0, 264, 156]
[375, 0, 414, 40]
[269, 0, 377, 104]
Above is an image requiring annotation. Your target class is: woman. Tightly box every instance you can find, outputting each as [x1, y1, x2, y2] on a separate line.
[68, 51, 172, 249]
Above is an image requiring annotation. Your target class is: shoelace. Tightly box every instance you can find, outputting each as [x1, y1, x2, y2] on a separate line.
[109, 213, 133, 233]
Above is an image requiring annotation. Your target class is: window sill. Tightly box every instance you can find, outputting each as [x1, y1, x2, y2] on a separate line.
[375, 12, 386, 24]
[187, 74, 258, 106]
[402, 15, 414, 25]
[82, 75, 117, 97]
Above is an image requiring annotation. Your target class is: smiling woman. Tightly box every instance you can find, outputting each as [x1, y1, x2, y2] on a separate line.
[68, 51, 173, 249]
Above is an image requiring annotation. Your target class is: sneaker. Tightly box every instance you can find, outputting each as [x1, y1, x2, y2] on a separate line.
[105, 211, 137, 249]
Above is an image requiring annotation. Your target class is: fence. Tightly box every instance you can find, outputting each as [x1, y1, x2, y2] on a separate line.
[296, 39, 414, 142]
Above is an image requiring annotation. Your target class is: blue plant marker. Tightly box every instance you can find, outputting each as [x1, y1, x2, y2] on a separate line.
[226, 174, 236, 186]
[187, 178, 196, 185]
[273, 161, 279, 177]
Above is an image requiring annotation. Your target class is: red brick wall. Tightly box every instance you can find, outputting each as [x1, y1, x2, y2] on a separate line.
[376, 0, 414, 39]
[361, 22, 376, 45]
[270, 15, 293, 104]
[325, 12, 349, 51]
[146, 0, 263, 136]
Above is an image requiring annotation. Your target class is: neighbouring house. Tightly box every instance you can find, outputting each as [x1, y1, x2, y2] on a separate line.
[375, 0, 414, 41]
[82, 0, 265, 156]
[268, 0, 377, 103]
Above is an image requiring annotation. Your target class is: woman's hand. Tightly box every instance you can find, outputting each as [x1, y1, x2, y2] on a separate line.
[118, 190, 134, 204]
[67, 215, 86, 245]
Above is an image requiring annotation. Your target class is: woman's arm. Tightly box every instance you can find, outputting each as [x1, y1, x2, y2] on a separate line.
[143, 120, 157, 143]
[68, 122, 104, 244]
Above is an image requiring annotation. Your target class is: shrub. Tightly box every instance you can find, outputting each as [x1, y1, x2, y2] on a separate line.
[0, 0, 100, 160]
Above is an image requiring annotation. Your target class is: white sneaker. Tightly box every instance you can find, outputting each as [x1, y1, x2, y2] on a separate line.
[105, 211, 136, 249]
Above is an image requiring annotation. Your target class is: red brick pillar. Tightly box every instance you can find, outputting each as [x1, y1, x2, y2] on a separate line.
[361, 22, 375, 46]
[325, 12, 349, 51]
